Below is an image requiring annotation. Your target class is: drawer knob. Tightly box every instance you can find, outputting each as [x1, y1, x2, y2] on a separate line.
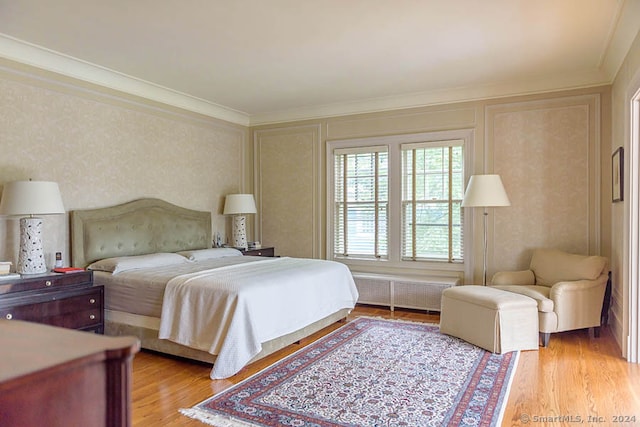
[89, 314, 96, 320]
[5, 313, 12, 320]
[89, 298, 96, 304]
[45, 280, 52, 286]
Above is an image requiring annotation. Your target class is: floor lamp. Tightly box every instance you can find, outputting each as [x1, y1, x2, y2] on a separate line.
[223, 194, 257, 250]
[461, 175, 510, 286]
[0, 180, 65, 275]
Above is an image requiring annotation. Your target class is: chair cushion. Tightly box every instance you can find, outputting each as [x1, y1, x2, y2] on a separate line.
[490, 284, 554, 312]
[530, 249, 607, 287]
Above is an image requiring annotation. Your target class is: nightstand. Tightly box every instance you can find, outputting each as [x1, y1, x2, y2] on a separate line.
[242, 247, 275, 257]
[0, 270, 103, 333]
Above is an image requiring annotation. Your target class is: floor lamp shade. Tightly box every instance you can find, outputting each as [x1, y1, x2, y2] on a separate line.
[461, 175, 510, 286]
[223, 194, 257, 250]
[0, 181, 65, 274]
[461, 175, 511, 208]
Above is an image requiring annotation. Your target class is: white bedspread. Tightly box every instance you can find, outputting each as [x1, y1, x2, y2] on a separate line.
[158, 257, 358, 379]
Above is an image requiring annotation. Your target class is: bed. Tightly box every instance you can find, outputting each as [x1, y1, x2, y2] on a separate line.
[70, 198, 358, 379]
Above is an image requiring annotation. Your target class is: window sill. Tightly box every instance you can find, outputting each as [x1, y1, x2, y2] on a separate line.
[333, 256, 464, 278]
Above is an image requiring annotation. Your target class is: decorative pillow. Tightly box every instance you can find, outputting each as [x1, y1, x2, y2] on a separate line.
[87, 252, 191, 274]
[177, 247, 243, 261]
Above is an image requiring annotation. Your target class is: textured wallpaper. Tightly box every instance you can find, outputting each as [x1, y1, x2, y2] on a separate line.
[488, 97, 597, 274]
[0, 68, 247, 268]
[256, 126, 321, 258]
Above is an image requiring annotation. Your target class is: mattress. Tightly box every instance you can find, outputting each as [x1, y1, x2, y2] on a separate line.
[94, 256, 268, 317]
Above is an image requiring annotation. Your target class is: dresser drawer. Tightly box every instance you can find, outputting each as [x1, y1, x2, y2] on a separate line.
[242, 247, 275, 257]
[0, 287, 103, 331]
[0, 271, 92, 296]
[40, 307, 103, 330]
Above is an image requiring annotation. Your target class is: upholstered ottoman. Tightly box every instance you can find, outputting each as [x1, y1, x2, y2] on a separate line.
[440, 286, 538, 353]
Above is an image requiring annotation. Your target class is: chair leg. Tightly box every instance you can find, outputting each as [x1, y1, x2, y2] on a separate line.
[540, 332, 550, 347]
[540, 332, 551, 347]
[593, 326, 601, 338]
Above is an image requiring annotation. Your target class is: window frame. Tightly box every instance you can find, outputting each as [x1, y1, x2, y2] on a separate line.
[326, 129, 474, 275]
[333, 145, 389, 259]
[400, 140, 465, 262]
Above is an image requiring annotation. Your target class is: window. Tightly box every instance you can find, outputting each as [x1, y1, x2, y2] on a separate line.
[329, 130, 469, 270]
[401, 141, 464, 262]
[333, 147, 388, 258]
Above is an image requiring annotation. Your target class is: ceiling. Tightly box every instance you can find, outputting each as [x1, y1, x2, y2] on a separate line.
[0, 0, 638, 126]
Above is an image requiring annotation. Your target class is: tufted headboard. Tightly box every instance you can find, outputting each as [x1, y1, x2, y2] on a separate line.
[70, 198, 212, 267]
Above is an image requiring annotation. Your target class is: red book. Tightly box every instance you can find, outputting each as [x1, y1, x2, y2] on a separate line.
[53, 267, 85, 274]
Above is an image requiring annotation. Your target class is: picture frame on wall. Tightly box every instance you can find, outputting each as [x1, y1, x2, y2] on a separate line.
[612, 147, 624, 203]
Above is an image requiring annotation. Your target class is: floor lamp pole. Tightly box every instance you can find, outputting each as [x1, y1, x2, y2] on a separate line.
[482, 209, 488, 286]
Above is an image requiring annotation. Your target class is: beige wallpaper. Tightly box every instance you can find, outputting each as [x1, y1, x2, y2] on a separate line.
[255, 126, 321, 258]
[488, 96, 598, 275]
[0, 64, 248, 268]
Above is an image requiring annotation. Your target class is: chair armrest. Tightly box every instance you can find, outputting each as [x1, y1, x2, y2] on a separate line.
[551, 277, 606, 295]
[491, 269, 535, 286]
[550, 274, 608, 331]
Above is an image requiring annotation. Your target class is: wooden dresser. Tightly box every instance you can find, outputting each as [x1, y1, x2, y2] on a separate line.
[0, 270, 103, 333]
[0, 320, 139, 427]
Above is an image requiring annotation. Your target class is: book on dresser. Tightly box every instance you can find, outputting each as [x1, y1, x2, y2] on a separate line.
[52, 267, 85, 273]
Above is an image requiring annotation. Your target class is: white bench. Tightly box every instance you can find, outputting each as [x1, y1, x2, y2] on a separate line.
[352, 272, 460, 312]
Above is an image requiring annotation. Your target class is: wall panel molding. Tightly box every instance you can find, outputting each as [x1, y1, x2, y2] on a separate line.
[254, 124, 322, 258]
[484, 94, 601, 276]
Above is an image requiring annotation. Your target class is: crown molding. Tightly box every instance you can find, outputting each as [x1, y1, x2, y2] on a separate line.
[0, 34, 250, 126]
[249, 68, 611, 126]
[601, 0, 640, 80]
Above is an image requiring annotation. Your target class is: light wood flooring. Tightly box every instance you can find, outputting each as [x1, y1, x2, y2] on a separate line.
[131, 305, 640, 426]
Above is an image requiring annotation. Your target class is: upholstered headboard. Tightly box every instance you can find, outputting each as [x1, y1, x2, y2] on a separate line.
[70, 198, 212, 267]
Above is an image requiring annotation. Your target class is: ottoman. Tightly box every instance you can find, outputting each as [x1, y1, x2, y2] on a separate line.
[439, 286, 538, 353]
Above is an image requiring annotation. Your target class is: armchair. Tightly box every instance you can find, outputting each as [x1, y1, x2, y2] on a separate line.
[490, 248, 608, 347]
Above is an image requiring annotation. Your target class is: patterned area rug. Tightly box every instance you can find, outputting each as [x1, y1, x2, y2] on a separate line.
[181, 317, 518, 427]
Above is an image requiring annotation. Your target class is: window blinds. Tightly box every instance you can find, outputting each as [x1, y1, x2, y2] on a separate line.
[334, 147, 388, 258]
[401, 140, 464, 262]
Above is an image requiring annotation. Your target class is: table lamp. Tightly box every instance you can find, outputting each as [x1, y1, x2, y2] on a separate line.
[461, 174, 510, 286]
[223, 194, 257, 250]
[0, 180, 65, 274]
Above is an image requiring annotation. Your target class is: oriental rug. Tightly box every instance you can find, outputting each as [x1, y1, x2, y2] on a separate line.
[181, 317, 519, 427]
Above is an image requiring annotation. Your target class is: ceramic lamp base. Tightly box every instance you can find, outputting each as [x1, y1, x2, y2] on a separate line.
[232, 215, 248, 250]
[17, 217, 47, 275]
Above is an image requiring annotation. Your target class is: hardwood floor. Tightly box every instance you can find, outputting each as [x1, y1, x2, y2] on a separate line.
[131, 305, 640, 426]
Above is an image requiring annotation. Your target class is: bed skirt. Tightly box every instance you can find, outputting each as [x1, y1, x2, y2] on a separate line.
[104, 308, 351, 366]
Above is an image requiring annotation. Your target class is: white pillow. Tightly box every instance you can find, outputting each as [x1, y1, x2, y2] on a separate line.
[87, 252, 190, 274]
[177, 248, 243, 261]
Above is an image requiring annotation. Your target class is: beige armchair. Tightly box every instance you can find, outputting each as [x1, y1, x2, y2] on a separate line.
[490, 248, 608, 347]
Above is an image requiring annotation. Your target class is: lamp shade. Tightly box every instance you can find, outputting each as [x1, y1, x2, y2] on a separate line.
[461, 175, 510, 208]
[223, 194, 257, 215]
[0, 180, 65, 215]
